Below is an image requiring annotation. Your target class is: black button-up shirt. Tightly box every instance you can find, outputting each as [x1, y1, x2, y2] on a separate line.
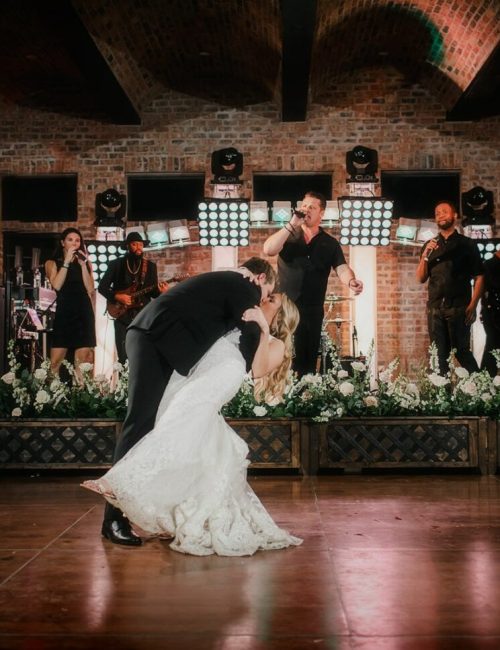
[278, 228, 346, 306]
[422, 230, 483, 308]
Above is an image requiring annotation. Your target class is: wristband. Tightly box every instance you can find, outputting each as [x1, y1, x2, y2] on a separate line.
[62, 263, 70, 269]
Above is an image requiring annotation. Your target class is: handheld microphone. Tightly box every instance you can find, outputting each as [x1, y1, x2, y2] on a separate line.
[74, 250, 87, 262]
[293, 210, 306, 219]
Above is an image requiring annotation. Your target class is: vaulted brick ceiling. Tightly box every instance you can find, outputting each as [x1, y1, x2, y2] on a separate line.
[0, 0, 498, 123]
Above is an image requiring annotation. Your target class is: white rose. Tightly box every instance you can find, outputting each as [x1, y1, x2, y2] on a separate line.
[493, 376, 500, 387]
[337, 370, 349, 379]
[336, 406, 344, 417]
[351, 361, 365, 372]
[429, 373, 449, 387]
[339, 381, 355, 396]
[253, 405, 267, 417]
[50, 379, 62, 391]
[35, 389, 50, 404]
[34, 368, 47, 381]
[481, 392, 492, 402]
[1, 372, 15, 385]
[406, 383, 419, 396]
[460, 380, 477, 396]
[11, 407, 22, 417]
[364, 395, 378, 407]
[112, 362, 123, 372]
[455, 367, 469, 379]
[78, 363, 93, 373]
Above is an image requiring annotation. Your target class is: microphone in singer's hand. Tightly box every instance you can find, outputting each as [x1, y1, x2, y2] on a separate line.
[293, 210, 306, 219]
[74, 250, 87, 261]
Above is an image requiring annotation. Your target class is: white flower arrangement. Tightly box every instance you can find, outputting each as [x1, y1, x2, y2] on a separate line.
[0, 341, 128, 419]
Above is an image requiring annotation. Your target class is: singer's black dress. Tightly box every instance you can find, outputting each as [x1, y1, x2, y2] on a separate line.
[50, 259, 96, 349]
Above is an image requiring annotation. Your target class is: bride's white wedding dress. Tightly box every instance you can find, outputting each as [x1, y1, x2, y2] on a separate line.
[98, 331, 302, 556]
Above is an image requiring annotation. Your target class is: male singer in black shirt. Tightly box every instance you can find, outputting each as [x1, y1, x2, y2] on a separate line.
[263, 191, 363, 376]
[416, 201, 484, 375]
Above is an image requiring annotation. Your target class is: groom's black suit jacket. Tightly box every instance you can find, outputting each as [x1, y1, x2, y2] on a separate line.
[129, 271, 262, 375]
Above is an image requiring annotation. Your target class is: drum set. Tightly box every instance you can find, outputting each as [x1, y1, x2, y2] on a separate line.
[320, 292, 360, 373]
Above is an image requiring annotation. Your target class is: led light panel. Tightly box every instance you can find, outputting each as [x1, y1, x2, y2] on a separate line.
[338, 197, 393, 246]
[476, 238, 500, 261]
[198, 199, 250, 246]
[86, 241, 120, 284]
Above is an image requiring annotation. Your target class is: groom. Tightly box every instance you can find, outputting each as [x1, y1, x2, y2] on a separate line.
[102, 257, 276, 545]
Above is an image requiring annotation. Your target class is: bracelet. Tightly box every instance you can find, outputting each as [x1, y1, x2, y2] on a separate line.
[285, 225, 294, 235]
[62, 263, 70, 269]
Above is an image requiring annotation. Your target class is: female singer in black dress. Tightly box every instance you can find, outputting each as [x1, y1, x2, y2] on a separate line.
[45, 228, 96, 379]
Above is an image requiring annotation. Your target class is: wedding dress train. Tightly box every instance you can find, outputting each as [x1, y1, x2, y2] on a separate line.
[91, 331, 302, 556]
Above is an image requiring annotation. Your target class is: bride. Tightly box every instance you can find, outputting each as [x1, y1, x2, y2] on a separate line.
[82, 293, 302, 556]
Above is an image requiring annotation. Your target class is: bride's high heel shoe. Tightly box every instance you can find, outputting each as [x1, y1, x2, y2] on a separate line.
[81, 479, 117, 503]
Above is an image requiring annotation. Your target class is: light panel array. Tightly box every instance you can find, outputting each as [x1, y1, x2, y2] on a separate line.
[86, 241, 120, 284]
[338, 198, 393, 246]
[198, 200, 250, 246]
[476, 238, 500, 262]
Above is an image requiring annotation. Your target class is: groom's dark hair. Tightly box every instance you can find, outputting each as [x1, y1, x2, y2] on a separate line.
[241, 257, 276, 285]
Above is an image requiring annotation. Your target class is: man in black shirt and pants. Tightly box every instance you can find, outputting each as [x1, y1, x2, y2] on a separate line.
[263, 191, 363, 376]
[416, 201, 484, 375]
[480, 250, 500, 376]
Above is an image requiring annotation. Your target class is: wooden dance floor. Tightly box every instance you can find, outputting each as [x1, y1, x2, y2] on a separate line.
[1, 473, 500, 649]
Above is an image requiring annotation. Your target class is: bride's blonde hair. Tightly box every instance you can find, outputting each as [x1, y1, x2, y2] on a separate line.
[254, 294, 300, 404]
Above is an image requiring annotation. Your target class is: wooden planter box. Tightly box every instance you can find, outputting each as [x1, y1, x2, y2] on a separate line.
[0, 418, 304, 472]
[228, 418, 302, 471]
[0, 419, 121, 469]
[307, 416, 492, 475]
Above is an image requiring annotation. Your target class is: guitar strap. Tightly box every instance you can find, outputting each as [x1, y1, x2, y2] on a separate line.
[138, 258, 148, 288]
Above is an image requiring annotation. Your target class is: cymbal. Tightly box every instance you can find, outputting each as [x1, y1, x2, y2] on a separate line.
[324, 294, 353, 303]
[325, 318, 352, 324]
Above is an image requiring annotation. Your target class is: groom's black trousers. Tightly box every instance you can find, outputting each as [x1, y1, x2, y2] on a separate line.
[103, 327, 173, 524]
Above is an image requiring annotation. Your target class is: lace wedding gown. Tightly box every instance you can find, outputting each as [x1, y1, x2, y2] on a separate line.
[100, 331, 302, 556]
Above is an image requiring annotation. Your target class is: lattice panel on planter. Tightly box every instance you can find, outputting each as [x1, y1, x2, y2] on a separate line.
[0, 421, 120, 468]
[229, 419, 300, 469]
[316, 418, 482, 471]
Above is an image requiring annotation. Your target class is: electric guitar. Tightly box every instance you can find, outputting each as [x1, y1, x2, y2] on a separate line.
[107, 274, 188, 319]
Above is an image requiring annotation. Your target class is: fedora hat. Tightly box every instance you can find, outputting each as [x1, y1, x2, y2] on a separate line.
[120, 231, 149, 251]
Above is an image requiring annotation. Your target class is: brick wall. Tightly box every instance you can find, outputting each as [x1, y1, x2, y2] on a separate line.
[1, 66, 499, 372]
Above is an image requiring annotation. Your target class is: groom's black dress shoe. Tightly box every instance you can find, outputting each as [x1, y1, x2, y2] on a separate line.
[101, 520, 142, 546]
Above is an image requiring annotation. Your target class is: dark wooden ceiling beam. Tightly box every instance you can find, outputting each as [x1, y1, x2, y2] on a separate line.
[447, 40, 500, 121]
[57, 0, 140, 124]
[281, 0, 317, 122]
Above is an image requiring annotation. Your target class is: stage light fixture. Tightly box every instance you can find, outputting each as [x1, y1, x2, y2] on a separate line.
[197, 199, 250, 247]
[462, 186, 494, 227]
[168, 220, 191, 246]
[346, 146, 379, 183]
[416, 220, 439, 243]
[95, 188, 127, 227]
[395, 218, 418, 242]
[250, 201, 269, 225]
[476, 238, 500, 261]
[322, 200, 340, 225]
[211, 147, 243, 184]
[338, 197, 393, 246]
[145, 222, 169, 250]
[86, 241, 120, 284]
[271, 201, 292, 226]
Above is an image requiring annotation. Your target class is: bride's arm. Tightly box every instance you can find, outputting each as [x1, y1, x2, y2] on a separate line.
[242, 307, 285, 379]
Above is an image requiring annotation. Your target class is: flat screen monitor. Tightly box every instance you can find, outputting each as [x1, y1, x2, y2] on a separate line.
[381, 170, 460, 220]
[127, 174, 205, 221]
[253, 174, 333, 205]
[2, 174, 78, 222]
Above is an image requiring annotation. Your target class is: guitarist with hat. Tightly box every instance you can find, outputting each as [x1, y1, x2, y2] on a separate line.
[98, 231, 169, 363]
